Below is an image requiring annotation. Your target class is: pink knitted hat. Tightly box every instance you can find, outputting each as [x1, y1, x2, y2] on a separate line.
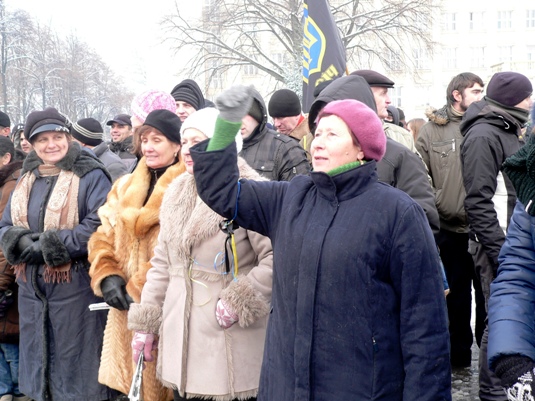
[131, 90, 176, 123]
[318, 99, 386, 161]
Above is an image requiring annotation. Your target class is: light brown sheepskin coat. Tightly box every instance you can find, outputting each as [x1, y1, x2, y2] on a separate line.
[128, 159, 273, 401]
[89, 157, 185, 401]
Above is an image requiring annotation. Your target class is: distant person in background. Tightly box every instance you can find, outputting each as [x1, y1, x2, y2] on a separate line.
[268, 89, 313, 154]
[385, 105, 400, 126]
[106, 113, 136, 171]
[398, 108, 408, 129]
[18, 131, 32, 155]
[0, 137, 27, 401]
[170, 79, 205, 122]
[10, 124, 24, 151]
[0, 114, 10, 138]
[407, 118, 425, 141]
[71, 118, 128, 182]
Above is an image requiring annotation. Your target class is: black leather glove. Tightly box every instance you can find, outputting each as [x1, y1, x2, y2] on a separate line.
[15, 234, 36, 255]
[100, 275, 134, 311]
[20, 240, 45, 265]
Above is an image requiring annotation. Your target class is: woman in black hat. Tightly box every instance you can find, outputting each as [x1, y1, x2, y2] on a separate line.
[0, 107, 114, 401]
[88, 109, 185, 401]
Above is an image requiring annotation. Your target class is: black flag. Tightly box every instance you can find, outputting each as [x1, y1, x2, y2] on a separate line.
[302, 0, 346, 112]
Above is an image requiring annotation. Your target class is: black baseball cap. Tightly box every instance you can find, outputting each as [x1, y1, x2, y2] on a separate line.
[106, 114, 132, 127]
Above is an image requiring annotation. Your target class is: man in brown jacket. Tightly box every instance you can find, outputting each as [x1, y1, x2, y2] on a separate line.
[416, 72, 485, 368]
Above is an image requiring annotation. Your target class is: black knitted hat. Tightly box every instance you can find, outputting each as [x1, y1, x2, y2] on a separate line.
[486, 72, 533, 107]
[0, 111, 10, 128]
[143, 109, 182, 144]
[170, 79, 205, 111]
[268, 89, 302, 117]
[350, 70, 395, 88]
[71, 118, 103, 146]
[24, 107, 69, 142]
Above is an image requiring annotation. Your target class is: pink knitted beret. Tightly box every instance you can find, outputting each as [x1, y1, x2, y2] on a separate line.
[318, 99, 386, 161]
[130, 90, 176, 123]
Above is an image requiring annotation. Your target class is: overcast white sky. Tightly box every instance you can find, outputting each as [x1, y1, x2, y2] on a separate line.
[6, 0, 194, 93]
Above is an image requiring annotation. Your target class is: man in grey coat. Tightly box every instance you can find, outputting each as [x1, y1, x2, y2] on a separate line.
[70, 118, 128, 182]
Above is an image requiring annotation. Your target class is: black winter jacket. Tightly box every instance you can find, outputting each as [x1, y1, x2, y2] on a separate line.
[460, 98, 522, 268]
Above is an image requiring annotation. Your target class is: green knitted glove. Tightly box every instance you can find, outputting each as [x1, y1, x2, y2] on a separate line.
[215, 85, 254, 123]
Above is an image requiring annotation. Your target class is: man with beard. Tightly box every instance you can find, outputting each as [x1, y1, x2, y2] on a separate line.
[416, 73, 485, 369]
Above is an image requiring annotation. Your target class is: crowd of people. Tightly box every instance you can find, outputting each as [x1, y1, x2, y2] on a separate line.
[0, 70, 531, 401]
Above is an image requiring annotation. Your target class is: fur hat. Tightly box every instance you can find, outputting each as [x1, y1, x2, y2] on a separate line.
[318, 99, 386, 161]
[486, 72, 533, 107]
[0, 111, 10, 129]
[131, 90, 176, 123]
[170, 79, 205, 111]
[268, 89, 301, 117]
[106, 114, 132, 127]
[181, 107, 243, 152]
[143, 109, 182, 144]
[24, 107, 69, 142]
[70, 118, 103, 146]
[350, 70, 395, 88]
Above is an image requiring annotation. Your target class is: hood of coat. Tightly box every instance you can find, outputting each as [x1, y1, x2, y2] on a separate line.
[460, 98, 522, 137]
[425, 105, 455, 126]
[308, 75, 377, 132]
[160, 157, 265, 261]
[0, 160, 23, 186]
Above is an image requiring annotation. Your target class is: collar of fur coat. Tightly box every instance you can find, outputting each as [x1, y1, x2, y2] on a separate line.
[160, 157, 265, 263]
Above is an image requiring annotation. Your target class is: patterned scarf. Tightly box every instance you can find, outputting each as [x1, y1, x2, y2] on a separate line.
[11, 164, 80, 282]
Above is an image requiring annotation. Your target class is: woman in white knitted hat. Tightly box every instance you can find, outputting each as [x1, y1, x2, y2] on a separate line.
[128, 108, 272, 401]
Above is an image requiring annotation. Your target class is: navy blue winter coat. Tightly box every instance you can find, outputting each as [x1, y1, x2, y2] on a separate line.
[0, 144, 114, 401]
[191, 141, 451, 401]
[488, 201, 535, 369]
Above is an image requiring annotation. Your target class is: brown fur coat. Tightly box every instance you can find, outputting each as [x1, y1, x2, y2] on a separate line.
[88, 158, 185, 401]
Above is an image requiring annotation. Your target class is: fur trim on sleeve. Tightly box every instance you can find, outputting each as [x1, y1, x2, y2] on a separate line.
[1, 226, 33, 265]
[220, 275, 270, 328]
[40, 230, 71, 267]
[128, 303, 162, 334]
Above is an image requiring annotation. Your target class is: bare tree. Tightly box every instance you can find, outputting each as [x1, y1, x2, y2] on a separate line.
[162, 0, 440, 90]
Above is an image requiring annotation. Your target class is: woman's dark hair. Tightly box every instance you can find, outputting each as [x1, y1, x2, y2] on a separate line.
[132, 125, 164, 156]
[0, 136, 15, 160]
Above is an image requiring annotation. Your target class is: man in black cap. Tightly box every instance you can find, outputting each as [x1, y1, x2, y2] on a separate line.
[351, 70, 416, 152]
[460, 71, 533, 401]
[0, 111, 11, 138]
[106, 114, 136, 171]
[240, 88, 310, 181]
[71, 118, 128, 182]
[170, 79, 205, 122]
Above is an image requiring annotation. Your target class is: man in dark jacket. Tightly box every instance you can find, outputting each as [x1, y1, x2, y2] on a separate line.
[416, 72, 485, 367]
[460, 71, 533, 401]
[309, 74, 440, 237]
[71, 118, 128, 183]
[106, 114, 136, 172]
[239, 88, 310, 181]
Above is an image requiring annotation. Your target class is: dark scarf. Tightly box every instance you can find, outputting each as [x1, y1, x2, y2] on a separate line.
[503, 135, 535, 215]
[486, 98, 530, 127]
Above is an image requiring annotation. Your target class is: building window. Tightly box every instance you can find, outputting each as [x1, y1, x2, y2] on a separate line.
[443, 47, 458, 69]
[413, 48, 430, 70]
[243, 63, 258, 75]
[386, 50, 402, 71]
[470, 47, 485, 68]
[389, 87, 402, 108]
[442, 13, 457, 31]
[414, 85, 432, 107]
[469, 11, 485, 31]
[498, 46, 513, 63]
[528, 46, 535, 69]
[527, 10, 535, 28]
[497, 11, 513, 30]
